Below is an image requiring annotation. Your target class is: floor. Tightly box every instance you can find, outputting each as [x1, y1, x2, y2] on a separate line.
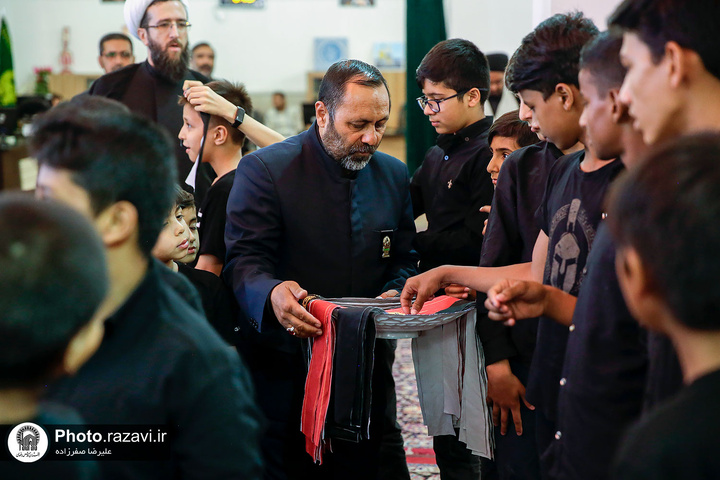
[394, 338, 441, 480]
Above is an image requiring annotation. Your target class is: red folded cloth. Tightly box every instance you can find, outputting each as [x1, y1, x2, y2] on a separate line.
[387, 295, 460, 315]
[301, 298, 339, 464]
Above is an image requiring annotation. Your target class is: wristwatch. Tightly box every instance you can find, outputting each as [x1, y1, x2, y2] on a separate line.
[231, 106, 245, 128]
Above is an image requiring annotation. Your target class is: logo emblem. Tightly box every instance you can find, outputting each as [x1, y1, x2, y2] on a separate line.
[8, 422, 49, 463]
[447, 179, 453, 189]
[382, 236, 391, 258]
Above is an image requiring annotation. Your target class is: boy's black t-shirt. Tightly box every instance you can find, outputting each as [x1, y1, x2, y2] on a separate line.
[477, 141, 562, 366]
[198, 170, 235, 263]
[410, 117, 495, 271]
[526, 153, 624, 421]
[644, 331, 684, 411]
[547, 221, 648, 480]
[613, 368, 720, 480]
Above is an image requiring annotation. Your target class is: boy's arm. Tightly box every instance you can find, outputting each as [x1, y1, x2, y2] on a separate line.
[484, 279, 577, 326]
[400, 230, 548, 313]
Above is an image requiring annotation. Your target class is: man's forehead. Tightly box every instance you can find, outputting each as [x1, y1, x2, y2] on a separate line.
[340, 82, 389, 105]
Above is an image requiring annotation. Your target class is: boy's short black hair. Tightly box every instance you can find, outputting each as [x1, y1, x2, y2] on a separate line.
[30, 96, 177, 258]
[609, 0, 720, 82]
[506, 12, 599, 98]
[580, 30, 626, 95]
[488, 109, 539, 149]
[607, 133, 720, 331]
[0, 195, 108, 388]
[416, 38, 491, 104]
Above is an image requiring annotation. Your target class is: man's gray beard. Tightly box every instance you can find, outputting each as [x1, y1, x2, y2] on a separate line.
[321, 118, 376, 171]
[148, 39, 189, 83]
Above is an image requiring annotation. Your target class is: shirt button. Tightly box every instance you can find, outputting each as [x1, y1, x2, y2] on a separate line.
[569, 324, 575, 332]
[465, 137, 469, 141]
[444, 155, 449, 160]
[560, 378, 567, 386]
[582, 267, 588, 275]
[555, 431, 562, 440]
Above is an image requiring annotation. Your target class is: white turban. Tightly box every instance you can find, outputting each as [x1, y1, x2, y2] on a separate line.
[124, 0, 190, 40]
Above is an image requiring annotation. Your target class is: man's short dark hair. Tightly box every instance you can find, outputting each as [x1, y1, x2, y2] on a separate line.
[317, 59, 389, 119]
[30, 96, 177, 258]
[178, 80, 253, 146]
[99, 32, 133, 56]
[609, 0, 720, 81]
[607, 133, 720, 331]
[416, 38, 491, 104]
[487, 109, 539, 148]
[0, 195, 108, 388]
[191, 42, 213, 54]
[506, 12, 599, 98]
[580, 30, 626, 95]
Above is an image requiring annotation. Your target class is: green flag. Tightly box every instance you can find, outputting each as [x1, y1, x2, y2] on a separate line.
[405, 0, 446, 175]
[0, 17, 16, 107]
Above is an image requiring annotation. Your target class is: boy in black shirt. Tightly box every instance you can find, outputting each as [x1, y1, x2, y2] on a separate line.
[179, 80, 253, 276]
[411, 38, 494, 275]
[484, 32, 647, 480]
[409, 36, 493, 480]
[609, 0, 720, 411]
[401, 13, 599, 480]
[32, 97, 263, 480]
[0, 195, 107, 480]
[607, 134, 720, 480]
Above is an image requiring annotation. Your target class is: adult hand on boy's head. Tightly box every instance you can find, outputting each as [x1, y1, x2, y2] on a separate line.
[485, 279, 548, 326]
[486, 360, 535, 436]
[182, 81, 236, 122]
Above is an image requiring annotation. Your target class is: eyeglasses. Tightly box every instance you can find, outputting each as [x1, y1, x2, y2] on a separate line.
[144, 21, 191, 33]
[102, 51, 133, 59]
[416, 89, 488, 113]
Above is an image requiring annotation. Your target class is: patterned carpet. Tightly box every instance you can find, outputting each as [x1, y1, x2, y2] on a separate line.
[393, 338, 441, 479]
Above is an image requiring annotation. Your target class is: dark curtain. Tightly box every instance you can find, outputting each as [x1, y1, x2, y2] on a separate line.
[405, 0, 446, 175]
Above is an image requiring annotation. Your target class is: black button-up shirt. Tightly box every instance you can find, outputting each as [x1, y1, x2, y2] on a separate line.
[46, 260, 263, 480]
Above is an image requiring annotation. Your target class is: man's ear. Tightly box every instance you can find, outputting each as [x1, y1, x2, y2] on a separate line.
[138, 28, 149, 47]
[315, 101, 329, 129]
[465, 87, 482, 108]
[666, 40, 705, 89]
[95, 201, 139, 249]
[212, 125, 228, 146]
[556, 83, 577, 111]
[98, 56, 104, 71]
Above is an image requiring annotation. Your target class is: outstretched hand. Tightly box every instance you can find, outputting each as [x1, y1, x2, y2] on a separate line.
[400, 268, 450, 314]
[484, 279, 548, 326]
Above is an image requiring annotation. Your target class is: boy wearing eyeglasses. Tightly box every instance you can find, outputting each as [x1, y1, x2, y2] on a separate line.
[410, 38, 495, 278]
[407, 37, 494, 480]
